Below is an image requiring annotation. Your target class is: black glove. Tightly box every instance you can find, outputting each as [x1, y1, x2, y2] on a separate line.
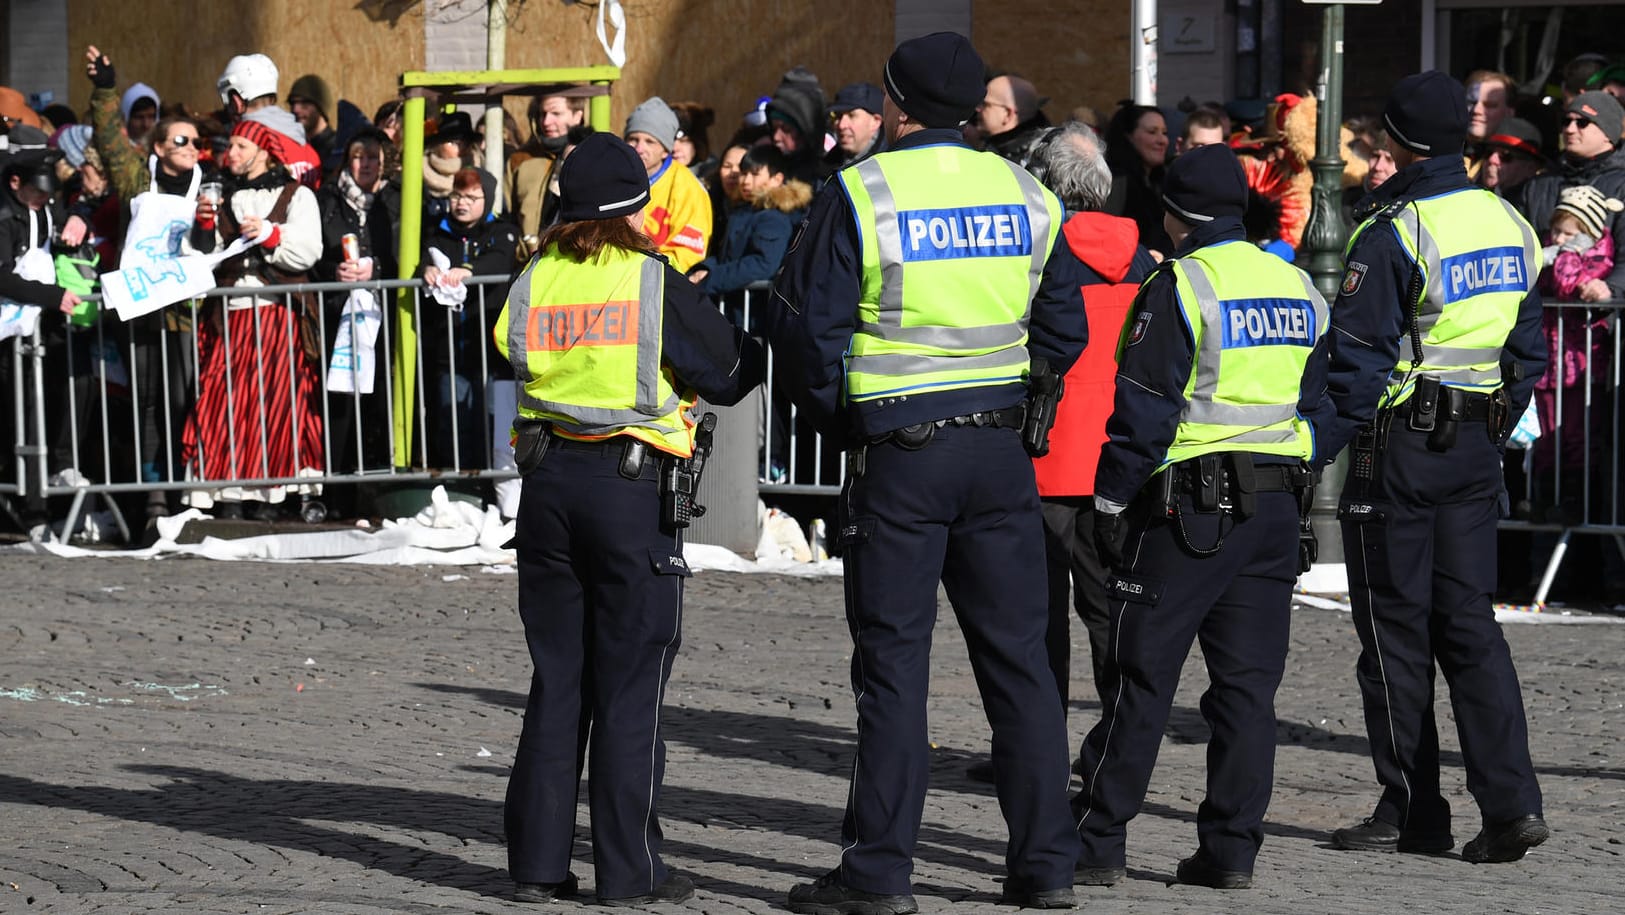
[1093, 508, 1129, 572]
[88, 52, 116, 90]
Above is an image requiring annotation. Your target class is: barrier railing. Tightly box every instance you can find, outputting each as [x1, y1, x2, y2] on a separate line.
[1500, 299, 1625, 604]
[2, 275, 523, 538]
[8, 279, 1618, 592]
[1, 275, 846, 542]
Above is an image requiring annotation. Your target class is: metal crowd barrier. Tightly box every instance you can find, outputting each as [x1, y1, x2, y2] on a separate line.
[1501, 299, 1625, 605]
[2, 275, 521, 538]
[1, 276, 843, 542]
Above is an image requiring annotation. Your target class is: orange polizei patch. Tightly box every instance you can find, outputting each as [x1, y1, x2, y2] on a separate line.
[526, 300, 639, 351]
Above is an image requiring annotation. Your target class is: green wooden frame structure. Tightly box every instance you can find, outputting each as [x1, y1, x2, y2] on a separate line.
[390, 65, 621, 464]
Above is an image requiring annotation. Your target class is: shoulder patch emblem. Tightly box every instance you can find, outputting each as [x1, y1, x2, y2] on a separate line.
[1127, 310, 1153, 347]
[1341, 261, 1369, 296]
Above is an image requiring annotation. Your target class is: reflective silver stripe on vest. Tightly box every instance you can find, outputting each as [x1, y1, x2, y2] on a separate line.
[1392, 199, 1523, 365]
[1001, 157, 1052, 322]
[852, 153, 1050, 348]
[854, 159, 906, 323]
[1177, 259, 1300, 429]
[512, 255, 677, 424]
[846, 345, 1029, 378]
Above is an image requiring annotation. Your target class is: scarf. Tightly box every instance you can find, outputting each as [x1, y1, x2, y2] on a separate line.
[424, 152, 460, 198]
[337, 170, 375, 227]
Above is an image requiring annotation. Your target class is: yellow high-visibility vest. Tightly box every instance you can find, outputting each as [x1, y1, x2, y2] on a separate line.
[493, 245, 695, 457]
[1155, 240, 1328, 467]
[839, 144, 1062, 402]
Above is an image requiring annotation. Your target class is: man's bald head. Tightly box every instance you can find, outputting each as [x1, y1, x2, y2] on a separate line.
[980, 74, 1039, 136]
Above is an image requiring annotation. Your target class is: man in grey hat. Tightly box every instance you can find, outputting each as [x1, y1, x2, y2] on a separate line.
[1514, 90, 1625, 301]
[625, 96, 711, 271]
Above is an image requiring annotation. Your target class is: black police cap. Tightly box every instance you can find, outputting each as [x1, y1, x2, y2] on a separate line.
[557, 133, 651, 222]
[883, 32, 984, 128]
[1162, 143, 1247, 225]
[1384, 70, 1469, 157]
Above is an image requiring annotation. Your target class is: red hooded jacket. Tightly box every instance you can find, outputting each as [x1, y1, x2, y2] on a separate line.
[1032, 210, 1151, 497]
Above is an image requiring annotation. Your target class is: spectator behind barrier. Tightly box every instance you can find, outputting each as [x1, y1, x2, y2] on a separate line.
[1103, 101, 1171, 257]
[1514, 91, 1625, 302]
[419, 166, 518, 472]
[625, 97, 711, 271]
[180, 118, 325, 518]
[424, 111, 480, 224]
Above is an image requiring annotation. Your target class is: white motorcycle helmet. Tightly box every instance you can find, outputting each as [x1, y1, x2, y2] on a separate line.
[217, 54, 280, 107]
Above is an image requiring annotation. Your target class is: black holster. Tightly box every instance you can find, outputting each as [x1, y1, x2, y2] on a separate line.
[513, 419, 551, 475]
[1021, 358, 1065, 457]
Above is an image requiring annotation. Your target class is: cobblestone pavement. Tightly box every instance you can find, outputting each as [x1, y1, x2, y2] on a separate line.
[1, 556, 1620, 913]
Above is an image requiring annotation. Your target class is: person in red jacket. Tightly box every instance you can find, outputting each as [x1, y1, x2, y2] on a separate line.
[1031, 124, 1159, 720]
[966, 121, 1158, 784]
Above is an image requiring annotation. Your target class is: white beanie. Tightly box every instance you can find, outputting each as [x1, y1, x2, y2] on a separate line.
[120, 82, 161, 124]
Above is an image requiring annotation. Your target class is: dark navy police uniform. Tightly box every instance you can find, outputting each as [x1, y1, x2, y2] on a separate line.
[770, 31, 1088, 913]
[1322, 71, 1548, 864]
[1071, 144, 1331, 889]
[500, 133, 764, 906]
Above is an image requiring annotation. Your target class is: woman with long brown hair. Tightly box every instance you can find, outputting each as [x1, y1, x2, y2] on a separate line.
[494, 132, 762, 907]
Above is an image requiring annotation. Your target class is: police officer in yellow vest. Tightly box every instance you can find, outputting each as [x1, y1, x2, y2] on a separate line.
[495, 132, 763, 907]
[768, 32, 1088, 913]
[1074, 143, 1330, 891]
[1320, 71, 1550, 865]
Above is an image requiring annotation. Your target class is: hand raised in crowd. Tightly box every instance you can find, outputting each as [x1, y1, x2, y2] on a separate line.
[59, 289, 82, 316]
[335, 258, 374, 283]
[84, 45, 116, 90]
[59, 215, 88, 248]
[1578, 278, 1612, 303]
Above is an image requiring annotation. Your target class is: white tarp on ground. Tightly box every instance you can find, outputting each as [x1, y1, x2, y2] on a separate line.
[5, 487, 1620, 624]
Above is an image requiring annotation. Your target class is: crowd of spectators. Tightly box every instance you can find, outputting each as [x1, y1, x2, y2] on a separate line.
[4, 44, 1625, 558]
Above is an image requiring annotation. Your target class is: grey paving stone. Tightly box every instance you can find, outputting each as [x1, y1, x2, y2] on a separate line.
[0, 556, 1618, 913]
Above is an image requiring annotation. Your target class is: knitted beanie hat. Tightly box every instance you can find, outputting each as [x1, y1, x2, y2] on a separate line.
[1554, 184, 1625, 239]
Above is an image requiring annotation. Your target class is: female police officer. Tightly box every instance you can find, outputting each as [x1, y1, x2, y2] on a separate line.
[495, 132, 763, 907]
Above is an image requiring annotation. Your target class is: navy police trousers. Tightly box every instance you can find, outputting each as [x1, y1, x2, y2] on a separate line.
[504, 437, 691, 899]
[1340, 420, 1542, 833]
[833, 423, 1078, 896]
[1073, 486, 1299, 874]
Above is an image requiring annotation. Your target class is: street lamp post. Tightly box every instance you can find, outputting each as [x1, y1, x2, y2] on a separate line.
[1300, 2, 1349, 562]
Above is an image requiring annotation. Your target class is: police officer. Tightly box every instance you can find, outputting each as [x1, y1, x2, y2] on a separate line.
[1074, 143, 1329, 890]
[769, 31, 1088, 914]
[496, 132, 763, 906]
[1320, 71, 1549, 864]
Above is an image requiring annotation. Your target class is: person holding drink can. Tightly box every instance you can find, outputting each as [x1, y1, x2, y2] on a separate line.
[313, 127, 402, 492]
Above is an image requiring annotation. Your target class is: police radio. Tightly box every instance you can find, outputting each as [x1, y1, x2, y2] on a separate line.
[662, 413, 719, 531]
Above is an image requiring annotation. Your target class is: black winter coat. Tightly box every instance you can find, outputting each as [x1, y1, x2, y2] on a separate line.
[0, 189, 66, 309]
[1514, 150, 1625, 295]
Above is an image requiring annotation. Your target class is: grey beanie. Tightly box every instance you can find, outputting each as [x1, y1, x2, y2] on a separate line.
[624, 96, 679, 152]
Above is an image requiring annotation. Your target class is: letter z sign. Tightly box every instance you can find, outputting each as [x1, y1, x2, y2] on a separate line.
[899, 205, 1032, 262]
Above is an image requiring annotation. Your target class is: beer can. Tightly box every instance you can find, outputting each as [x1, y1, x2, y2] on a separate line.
[341, 233, 360, 262]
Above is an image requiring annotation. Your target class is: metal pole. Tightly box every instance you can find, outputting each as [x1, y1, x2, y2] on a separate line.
[1302, 3, 1347, 300]
[1131, 0, 1158, 105]
[485, 0, 508, 214]
[1302, 3, 1348, 563]
[394, 93, 427, 468]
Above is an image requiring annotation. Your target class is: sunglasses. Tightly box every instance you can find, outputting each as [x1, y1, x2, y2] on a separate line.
[1566, 115, 1596, 130]
[166, 134, 199, 148]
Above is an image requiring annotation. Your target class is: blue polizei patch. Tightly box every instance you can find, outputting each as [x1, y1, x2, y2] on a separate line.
[1218, 297, 1318, 348]
[898, 204, 1031, 262]
[1440, 245, 1527, 302]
